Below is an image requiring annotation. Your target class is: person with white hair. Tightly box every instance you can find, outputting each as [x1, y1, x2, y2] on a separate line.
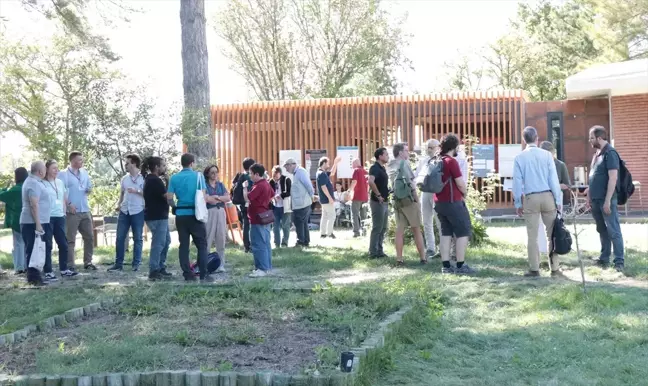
[20, 161, 51, 285]
[415, 139, 442, 259]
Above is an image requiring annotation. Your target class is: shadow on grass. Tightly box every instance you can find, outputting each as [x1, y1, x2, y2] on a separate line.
[371, 275, 648, 386]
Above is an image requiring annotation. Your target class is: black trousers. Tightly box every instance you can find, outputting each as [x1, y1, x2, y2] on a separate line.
[175, 215, 208, 279]
[240, 206, 251, 250]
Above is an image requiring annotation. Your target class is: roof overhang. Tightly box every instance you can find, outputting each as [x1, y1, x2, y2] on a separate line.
[565, 59, 648, 99]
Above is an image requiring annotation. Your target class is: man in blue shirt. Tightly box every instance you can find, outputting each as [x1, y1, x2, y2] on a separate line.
[513, 126, 562, 277]
[58, 151, 96, 271]
[167, 153, 213, 282]
[585, 125, 624, 271]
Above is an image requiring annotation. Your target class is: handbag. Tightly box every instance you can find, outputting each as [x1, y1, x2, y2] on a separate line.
[257, 209, 275, 225]
[28, 231, 46, 271]
[194, 172, 209, 223]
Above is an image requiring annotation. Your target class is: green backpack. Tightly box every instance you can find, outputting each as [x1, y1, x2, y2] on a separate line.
[393, 160, 413, 200]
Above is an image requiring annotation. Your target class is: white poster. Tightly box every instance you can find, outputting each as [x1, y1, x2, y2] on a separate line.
[336, 146, 359, 178]
[498, 144, 523, 178]
[279, 150, 302, 176]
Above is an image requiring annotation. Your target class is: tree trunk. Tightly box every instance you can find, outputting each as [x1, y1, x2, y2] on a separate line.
[180, 0, 215, 166]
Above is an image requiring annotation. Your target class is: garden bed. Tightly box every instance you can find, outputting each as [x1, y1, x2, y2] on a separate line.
[1, 283, 404, 376]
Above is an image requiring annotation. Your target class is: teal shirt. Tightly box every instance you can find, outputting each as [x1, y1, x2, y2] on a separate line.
[168, 168, 206, 216]
[44, 179, 67, 218]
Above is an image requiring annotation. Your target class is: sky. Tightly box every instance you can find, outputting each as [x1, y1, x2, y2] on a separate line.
[0, 0, 534, 165]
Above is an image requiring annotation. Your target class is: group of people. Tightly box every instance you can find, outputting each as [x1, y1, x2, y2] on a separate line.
[513, 125, 626, 275]
[1, 123, 627, 285]
[0, 152, 98, 285]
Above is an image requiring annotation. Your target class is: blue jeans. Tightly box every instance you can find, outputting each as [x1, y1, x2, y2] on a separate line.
[272, 206, 290, 246]
[292, 206, 311, 246]
[114, 211, 145, 268]
[591, 198, 624, 265]
[146, 219, 171, 272]
[12, 230, 25, 272]
[250, 224, 272, 271]
[45, 217, 69, 272]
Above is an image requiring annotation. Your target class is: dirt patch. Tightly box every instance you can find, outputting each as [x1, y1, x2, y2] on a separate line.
[1, 309, 335, 375]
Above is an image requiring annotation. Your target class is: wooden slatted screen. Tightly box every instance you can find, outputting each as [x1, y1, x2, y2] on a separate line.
[211, 91, 526, 208]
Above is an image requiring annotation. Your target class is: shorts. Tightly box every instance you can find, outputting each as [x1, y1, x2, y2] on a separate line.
[434, 200, 472, 238]
[395, 199, 422, 231]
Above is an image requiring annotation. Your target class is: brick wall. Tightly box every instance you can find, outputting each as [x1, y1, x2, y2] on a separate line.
[611, 93, 648, 211]
[525, 98, 609, 184]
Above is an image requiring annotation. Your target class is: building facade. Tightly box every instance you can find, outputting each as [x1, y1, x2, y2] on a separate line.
[211, 59, 647, 211]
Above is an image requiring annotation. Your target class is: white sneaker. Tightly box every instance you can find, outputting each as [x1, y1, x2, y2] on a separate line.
[61, 270, 79, 277]
[249, 270, 267, 278]
[44, 272, 58, 281]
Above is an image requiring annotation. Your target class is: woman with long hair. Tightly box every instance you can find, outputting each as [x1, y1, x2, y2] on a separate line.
[44, 160, 77, 278]
[141, 156, 172, 281]
[203, 164, 230, 272]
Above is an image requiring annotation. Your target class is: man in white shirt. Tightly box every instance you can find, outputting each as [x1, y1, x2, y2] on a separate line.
[108, 154, 146, 272]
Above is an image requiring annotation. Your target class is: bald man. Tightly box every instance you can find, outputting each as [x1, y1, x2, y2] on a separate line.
[347, 158, 369, 237]
[20, 161, 52, 286]
[415, 139, 442, 259]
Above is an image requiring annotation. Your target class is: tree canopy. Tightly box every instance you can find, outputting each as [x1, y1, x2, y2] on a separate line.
[443, 0, 648, 101]
[216, 0, 410, 100]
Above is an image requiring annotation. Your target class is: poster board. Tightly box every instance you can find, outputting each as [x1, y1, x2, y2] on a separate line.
[498, 144, 523, 178]
[279, 150, 302, 176]
[305, 149, 327, 180]
[472, 144, 495, 178]
[336, 146, 359, 179]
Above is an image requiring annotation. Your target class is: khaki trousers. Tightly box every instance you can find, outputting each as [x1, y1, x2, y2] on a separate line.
[206, 207, 227, 262]
[523, 192, 558, 271]
[320, 203, 336, 236]
[66, 212, 94, 268]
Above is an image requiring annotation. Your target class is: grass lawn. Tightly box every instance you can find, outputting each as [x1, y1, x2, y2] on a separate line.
[1, 225, 647, 384]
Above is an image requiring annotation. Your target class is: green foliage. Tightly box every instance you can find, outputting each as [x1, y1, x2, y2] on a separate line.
[444, 0, 647, 100]
[88, 185, 120, 216]
[216, 0, 410, 100]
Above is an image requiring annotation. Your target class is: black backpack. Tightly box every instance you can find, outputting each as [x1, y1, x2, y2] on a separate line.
[231, 172, 246, 205]
[551, 214, 572, 257]
[607, 150, 635, 206]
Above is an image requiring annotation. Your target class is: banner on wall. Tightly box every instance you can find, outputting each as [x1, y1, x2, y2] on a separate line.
[279, 150, 302, 176]
[472, 144, 496, 178]
[336, 146, 359, 178]
[305, 149, 327, 180]
[498, 144, 523, 178]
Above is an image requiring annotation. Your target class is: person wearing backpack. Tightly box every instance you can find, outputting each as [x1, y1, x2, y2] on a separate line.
[585, 125, 625, 272]
[433, 134, 476, 275]
[415, 139, 441, 259]
[231, 158, 256, 253]
[387, 143, 426, 266]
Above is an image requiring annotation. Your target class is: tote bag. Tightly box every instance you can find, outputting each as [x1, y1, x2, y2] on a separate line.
[28, 231, 46, 271]
[195, 172, 209, 223]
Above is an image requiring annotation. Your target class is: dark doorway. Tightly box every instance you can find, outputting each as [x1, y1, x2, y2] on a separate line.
[547, 112, 564, 161]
